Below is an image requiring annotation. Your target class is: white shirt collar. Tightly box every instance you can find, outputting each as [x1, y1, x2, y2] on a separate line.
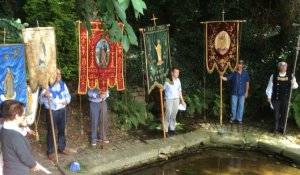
[279, 72, 286, 77]
[3, 121, 24, 135]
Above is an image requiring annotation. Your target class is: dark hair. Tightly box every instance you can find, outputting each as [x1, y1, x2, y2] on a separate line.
[171, 66, 180, 72]
[1, 100, 25, 121]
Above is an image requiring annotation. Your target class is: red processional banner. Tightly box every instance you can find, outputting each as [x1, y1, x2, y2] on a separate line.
[78, 21, 124, 94]
[205, 21, 240, 75]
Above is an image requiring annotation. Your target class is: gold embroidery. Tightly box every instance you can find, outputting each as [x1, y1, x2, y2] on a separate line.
[277, 77, 288, 81]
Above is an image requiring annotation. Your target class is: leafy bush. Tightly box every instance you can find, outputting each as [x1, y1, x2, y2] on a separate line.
[108, 89, 154, 131]
[76, 0, 147, 51]
[185, 88, 228, 119]
[291, 91, 300, 128]
[185, 89, 209, 117]
[0, 18, 28, 43]
[24, 0, 78, 81]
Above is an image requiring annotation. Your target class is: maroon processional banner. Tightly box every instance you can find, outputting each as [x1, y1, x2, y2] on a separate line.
[205, 21, 240, 74]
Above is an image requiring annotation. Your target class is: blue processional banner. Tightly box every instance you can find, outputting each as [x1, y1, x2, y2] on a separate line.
[0, 44, 27, 106]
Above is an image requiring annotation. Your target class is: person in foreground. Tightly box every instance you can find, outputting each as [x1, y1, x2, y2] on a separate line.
[164, 67, 186, 137]
[221, 60, 250, 124]
[266, 62, 298, 134]
[39, 69, 71, 160]
[0, 100, 39, 175]
[88, 89, 110, 146]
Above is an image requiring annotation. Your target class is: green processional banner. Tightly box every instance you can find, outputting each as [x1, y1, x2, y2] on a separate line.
[141, 25, 171, 94]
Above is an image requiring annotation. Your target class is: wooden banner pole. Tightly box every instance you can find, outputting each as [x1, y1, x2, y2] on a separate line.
[283, 32, 300, 134]
[34, 103, 42, 141]
[220, 76, 223, 126]
[47, 96, 59, 164]
[79, 95, 83, 135]
[0, 28, 7, 44]
[101, 97, 105, 149]
[159, 88, 166, 139]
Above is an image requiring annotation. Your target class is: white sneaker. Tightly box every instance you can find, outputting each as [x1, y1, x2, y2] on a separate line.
[91, 142, 96, 146]
[99, 140, 109, 144]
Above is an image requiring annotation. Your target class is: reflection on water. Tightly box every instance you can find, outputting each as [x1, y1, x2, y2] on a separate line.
[126, 149, 300, 175]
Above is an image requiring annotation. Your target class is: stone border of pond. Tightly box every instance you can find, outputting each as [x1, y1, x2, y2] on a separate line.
[57, 127, 300, 175]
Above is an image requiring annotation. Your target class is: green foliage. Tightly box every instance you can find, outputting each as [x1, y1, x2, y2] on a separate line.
[290, 91, 300, 128]
[108, 89, 154, 131]
[76, 0, 147, 51]
[23, 0, 78, 81]
[212, 94, 229, 117]
[184, 88, 229, 119]
[185, 89, 209, 117]
[0, 18, 28, 43]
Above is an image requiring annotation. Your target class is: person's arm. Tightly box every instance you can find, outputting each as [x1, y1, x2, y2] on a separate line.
[38, 89, 47, 105]
[266, 75, 273, 103]
[178, 81, 185, 105]
[13, 135, 37, 169]
[221, 73, 233, 81]
[88, 90, 98, 99]
[245, 72, 250, 98]
[292, 76, 299, 89]
[245, 82, 249, 98]
[163, 82, 168, 90]
[63, 84, 71, 104]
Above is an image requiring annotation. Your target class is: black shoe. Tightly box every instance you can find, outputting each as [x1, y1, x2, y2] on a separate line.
[273, 130, 279, 136]
[169, 130, 179, 136]
[165, 132, 169, 138]
[279, 128, 284, 134]
[238, 121, 243, 125]
[229, 120, 234, 124]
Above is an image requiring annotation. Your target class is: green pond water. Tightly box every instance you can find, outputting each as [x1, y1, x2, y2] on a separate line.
[124, 149, 300, 175]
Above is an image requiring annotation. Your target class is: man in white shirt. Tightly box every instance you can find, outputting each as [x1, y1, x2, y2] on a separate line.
[164, 67, 185, 136]
[39, 69, 71, 160]
[88, 89, 109, 145]
[266, 62, 298, 134]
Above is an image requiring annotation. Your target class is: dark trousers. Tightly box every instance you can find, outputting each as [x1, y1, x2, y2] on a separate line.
[272, 99, 288, 132]
[45, 108, 67, 154]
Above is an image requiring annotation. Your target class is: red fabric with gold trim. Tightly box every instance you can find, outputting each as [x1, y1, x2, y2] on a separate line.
[78, 21, 124, 94]
[206, 22, 240, 74]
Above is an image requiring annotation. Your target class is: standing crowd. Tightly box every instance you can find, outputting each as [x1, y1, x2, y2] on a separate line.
[0, 61, 298, 174]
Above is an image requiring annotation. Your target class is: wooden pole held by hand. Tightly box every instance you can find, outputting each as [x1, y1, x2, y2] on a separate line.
[159, 89, 166, 139]
[220, 76, 223, 126]
[101, 97, 105, 149]
[47, 96, 59, 164]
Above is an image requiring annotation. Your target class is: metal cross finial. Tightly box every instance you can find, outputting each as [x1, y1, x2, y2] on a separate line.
[151, 14, 158, 26]
[0, 28, 7, 44]
[222, 9, 225, 21]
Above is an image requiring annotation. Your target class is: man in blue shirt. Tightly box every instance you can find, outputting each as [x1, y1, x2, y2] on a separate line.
[39, 69, 71, 161]
[221, 60, 250, 124]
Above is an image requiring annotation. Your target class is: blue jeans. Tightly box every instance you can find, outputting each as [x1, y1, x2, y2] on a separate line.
[46, 108, 67, 155]
[231, 95, 245, 122]
[90, 101, 108, 143]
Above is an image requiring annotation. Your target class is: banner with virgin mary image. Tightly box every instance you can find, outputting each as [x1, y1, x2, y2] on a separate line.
[77, 21, 124, 94]
[22, 27, 57, 92]
[140, 24, 172, 94]
[205, 21, 240, 74]
[0, 44, 27, 105]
